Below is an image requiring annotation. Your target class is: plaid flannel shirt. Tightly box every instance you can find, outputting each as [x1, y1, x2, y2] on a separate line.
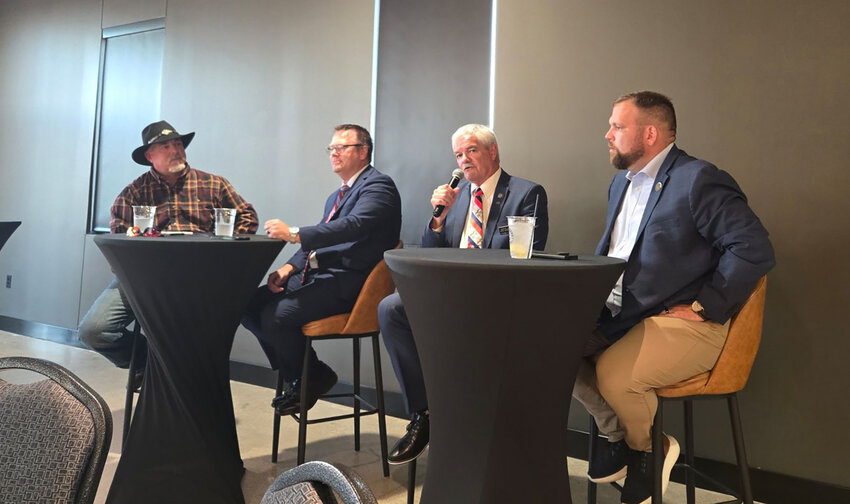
[110, 165, 259, 234]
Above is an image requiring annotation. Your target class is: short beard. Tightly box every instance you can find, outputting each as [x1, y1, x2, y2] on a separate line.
[168, 161, 186, 173]
[611, 146, 644, 171]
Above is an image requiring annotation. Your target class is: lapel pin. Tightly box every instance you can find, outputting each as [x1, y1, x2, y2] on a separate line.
[655, 182, 663, 192]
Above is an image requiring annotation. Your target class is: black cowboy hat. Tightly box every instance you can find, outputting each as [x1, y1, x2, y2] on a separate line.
[131, 120, 195, 166]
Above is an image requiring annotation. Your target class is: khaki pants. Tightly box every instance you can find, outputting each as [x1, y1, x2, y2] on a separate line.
[573, 316, 729, 452]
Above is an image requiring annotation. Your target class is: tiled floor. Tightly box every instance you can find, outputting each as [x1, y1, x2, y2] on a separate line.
[1, 329, 755, 503]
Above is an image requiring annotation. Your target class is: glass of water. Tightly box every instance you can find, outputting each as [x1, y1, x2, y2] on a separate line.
[507, 216, 536, 259]
[214, 208, 236, 237]
[132, 205, 156, 231]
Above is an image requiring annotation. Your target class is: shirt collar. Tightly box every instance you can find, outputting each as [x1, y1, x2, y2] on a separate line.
[625, 142, 674, 182]
[343, 164, 369, 188]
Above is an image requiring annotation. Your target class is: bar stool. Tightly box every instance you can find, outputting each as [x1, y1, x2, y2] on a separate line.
[588, 276, 767, 504]
[122, 321, 144, 448]
[406, 457, 419, 504]
[271, 252, 400, 478]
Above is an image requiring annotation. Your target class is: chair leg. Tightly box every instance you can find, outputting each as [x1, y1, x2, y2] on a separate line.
[587, 415, 599, 504]
[684, 400, 696, 504]
[271, 369, 284, 463]
[353, 337, 361, 451]
[652, 400, 664, 504]
[372, 334, 390, 477]
[122, 322, 142, 449]
[407, 458, 417, 504]
[297, 340, 313, 466]
[728, 394, 754, 504]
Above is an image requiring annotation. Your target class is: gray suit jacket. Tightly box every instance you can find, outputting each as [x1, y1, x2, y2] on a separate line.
[595, 145, 775, 341]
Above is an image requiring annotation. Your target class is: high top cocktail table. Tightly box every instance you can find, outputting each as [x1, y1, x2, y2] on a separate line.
[95, 234, 284, 504]
[0, 221, 21, 253]
[384, 248, 625, 504]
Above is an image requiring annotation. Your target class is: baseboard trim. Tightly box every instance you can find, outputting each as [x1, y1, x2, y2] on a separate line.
[0, 315, 86, 349]
[4, 317, 849, 502]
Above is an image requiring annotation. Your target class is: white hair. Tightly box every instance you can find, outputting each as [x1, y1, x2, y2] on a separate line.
[452, 124, 498, 150]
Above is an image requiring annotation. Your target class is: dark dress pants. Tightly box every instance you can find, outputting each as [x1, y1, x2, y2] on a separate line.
[378, 292, 428, 415]
[242, 272, 354, 382]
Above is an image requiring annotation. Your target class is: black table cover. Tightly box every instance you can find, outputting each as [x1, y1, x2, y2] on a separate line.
[384, 248, 625, 504]
[0, 221, 21, 252]
[94, 234, 284, 504]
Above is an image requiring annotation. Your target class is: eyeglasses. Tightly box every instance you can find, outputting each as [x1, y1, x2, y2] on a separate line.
[326, 143, 364, 153]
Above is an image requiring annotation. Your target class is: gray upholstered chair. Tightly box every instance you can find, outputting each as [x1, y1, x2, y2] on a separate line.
[0, 356, 113, 504]
[261, 461, 378, 504]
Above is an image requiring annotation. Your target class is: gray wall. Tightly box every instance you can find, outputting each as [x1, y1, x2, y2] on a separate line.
[494, 0, 850, 487]
[154, 0, 377, 370]
[102, 0, 164, 28]
[0, 0, 101, 327]
[374, 0, 491, 245]
[1, 0, 849, 488]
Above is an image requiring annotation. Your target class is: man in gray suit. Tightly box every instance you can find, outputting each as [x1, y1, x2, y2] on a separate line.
[379, 123, 549, 465]
[574, 91, 775, 504]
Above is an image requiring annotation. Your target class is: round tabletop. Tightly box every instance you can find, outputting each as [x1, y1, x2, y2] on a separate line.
[385, 247, 622, 269]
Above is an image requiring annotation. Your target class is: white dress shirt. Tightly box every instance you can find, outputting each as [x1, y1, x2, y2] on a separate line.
[606, 143, 674, 315]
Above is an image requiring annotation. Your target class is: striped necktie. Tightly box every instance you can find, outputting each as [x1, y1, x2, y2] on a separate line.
[467, 187, 484, 248]
[303, 184, 350, 283]
[326, 184, 350, 223]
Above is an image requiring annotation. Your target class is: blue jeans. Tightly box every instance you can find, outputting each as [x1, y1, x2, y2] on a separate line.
[78, 278, 145, 368]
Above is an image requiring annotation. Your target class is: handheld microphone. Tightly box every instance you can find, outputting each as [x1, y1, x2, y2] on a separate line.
[432, 168, 465, 218]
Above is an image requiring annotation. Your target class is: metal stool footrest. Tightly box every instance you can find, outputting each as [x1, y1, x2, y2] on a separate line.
[291, 394, 378, 425]
[675, 463, 744, 504]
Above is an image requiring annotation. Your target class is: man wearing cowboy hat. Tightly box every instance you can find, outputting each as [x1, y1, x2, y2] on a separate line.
[78, 120, 259, 379]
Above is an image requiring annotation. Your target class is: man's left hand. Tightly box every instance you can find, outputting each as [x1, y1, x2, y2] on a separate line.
[264, 219, 291, 241]
[660, 304, 705, 321]
[267, 263, 296, 293]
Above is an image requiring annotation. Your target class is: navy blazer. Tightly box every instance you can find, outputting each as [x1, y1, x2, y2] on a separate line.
[421, 169, 549, 250]
[287, 165, 402, 301]
[595, 145, 775, 341]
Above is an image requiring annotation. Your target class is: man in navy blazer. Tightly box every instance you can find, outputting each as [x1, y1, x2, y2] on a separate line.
[379, 124, 549, 465]
[242, 124, 401, 415]
[574, 92, 775, 504]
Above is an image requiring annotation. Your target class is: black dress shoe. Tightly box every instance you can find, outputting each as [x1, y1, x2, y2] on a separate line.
[388, 411, 429, 465]
[271, 379, 302, 415]
[271, 362, 338, 415]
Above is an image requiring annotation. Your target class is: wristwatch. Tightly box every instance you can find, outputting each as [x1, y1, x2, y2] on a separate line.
[288, 226, 300, 244]
[691, 300, 707, 320]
